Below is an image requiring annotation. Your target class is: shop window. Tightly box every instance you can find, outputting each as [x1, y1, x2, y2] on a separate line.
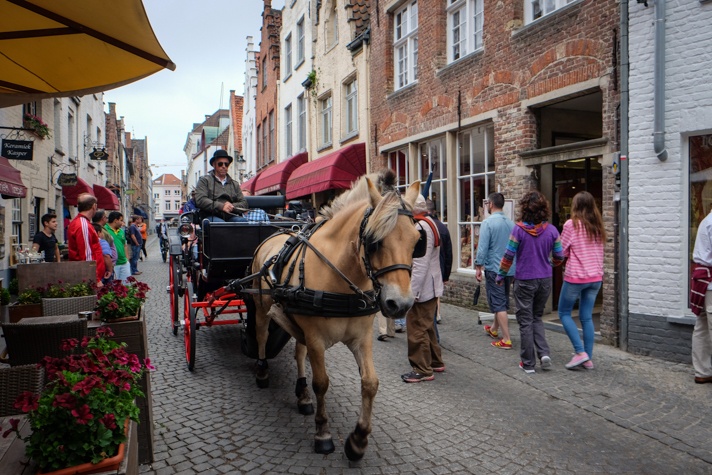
[418, 137, 447, 222]
[690, 134, 712, 279]
[388, 148, 409, 193]
[457, 126, 495, 272]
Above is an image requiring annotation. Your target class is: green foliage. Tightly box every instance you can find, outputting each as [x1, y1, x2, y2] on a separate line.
[41, 281, 95, 299]
[17, 288, 41, 305]
[1, 328, 154, 471]
[0, 287, 10, 305]
[9, 278, 18, 296]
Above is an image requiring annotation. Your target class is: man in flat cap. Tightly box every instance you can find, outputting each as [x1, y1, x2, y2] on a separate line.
[195, 149, 248, 222]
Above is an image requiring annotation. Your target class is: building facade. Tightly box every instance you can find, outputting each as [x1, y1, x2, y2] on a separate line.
[242, 36, 260, 179]
[152, 174, 182, 222]
[369, 0, 620, 343]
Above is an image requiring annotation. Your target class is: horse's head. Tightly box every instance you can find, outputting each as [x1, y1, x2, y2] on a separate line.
[360, 179, 421, 318]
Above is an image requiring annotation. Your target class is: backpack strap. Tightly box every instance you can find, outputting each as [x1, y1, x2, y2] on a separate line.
[415, 216, 440, 248]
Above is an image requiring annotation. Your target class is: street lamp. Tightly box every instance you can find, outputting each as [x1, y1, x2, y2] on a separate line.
[236, 155, 247, 181]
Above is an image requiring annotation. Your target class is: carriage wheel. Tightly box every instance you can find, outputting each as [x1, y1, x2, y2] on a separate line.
[183, 281, 197, 371]
[169, 256, 181, 336]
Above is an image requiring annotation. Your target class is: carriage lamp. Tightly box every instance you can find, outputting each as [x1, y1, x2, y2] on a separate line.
[179, 223, 193, 237]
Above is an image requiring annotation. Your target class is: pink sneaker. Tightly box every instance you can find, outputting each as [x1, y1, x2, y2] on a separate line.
[582, 360, 594, 370]
[565, 353, 590, 369]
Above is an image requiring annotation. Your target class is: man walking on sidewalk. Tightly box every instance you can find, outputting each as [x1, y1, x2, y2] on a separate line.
[475, 193, 515, 349]
[690, 210, 712, 384]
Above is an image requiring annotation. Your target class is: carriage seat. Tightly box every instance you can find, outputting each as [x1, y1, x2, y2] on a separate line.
[201, 219, 303, 282]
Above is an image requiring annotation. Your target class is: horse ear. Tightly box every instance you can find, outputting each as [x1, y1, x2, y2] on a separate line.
[366, 177, 383, 206]
[404, 181, 421, 208]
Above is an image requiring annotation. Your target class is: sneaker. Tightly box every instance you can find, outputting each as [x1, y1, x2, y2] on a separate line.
[484, 325, 499, 339]
[401, 371, 435, 383]
[540, 355, 552, 370]
[436, 315, 442, 324]
[582, 360, 594, 370]
[491, 339, 512, 349]
[432, 366, 446, 373]
[519, 362, 535, 374]
[377, 334, 389, 342]
[395, 325, 405, 333]
[565, 353, 590, 369]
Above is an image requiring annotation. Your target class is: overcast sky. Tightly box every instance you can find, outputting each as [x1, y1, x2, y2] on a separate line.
[104, 0, 285, 181]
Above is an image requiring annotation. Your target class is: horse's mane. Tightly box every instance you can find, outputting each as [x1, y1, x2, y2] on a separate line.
[319, 170, 407, 244]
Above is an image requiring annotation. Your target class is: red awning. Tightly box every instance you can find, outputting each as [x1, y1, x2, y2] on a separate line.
[93, 184, 120, 210]
[240, 171, 261, 195]
[253, 152, 308, 196]
[0, 156, 27, 198]
[286, 143, 366, 199]
[62, 177, 94, 206]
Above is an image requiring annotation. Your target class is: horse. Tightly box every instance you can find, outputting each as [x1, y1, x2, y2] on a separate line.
[250, 174, 421, 461]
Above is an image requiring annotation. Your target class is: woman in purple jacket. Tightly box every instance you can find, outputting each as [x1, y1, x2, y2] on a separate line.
[497, 191, 564, 374]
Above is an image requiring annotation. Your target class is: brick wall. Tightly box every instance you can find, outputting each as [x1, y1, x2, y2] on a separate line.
[255, 1, 282, 170]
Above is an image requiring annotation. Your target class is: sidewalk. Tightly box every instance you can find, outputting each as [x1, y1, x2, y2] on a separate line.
[436, 302, 712, 464]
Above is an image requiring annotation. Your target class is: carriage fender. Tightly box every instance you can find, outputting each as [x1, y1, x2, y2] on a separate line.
[267, 304, 306, 345]
[169, 235, 183, 256]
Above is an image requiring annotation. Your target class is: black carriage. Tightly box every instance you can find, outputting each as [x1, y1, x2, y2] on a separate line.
[167, 195, 300, 371]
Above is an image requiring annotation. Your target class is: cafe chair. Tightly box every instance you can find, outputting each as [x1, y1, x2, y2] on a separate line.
[0, 319, 88, 367]
[0, 364, 45, 417]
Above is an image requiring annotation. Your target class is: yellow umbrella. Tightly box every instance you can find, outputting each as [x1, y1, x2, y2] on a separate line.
[0, 0, 176, 107]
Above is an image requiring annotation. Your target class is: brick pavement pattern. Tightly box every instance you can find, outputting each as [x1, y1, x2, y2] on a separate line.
[137, 238, 712, 474]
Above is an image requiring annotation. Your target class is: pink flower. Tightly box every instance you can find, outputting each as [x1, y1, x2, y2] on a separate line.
[71, 404, 94, 424]
[60, 338, 79, 352]
[99, 414, 117, 430]
[144, 358, 156, 371]
[13, 392, 39, 412]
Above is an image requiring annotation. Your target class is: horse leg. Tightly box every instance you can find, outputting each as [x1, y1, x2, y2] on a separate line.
[307, 343, 334, 454]
[254, 299, 270, 388]
[294, 342, 314, 415]
[343, 340, 378, 462]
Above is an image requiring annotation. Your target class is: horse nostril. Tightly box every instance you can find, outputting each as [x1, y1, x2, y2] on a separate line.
[384, 299, 399, 314]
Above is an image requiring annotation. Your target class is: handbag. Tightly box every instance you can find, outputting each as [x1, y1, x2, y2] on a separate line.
[472, 285, 481, 305]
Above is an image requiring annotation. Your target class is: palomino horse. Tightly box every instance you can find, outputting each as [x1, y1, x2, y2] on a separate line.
[251, 175, 421, 461]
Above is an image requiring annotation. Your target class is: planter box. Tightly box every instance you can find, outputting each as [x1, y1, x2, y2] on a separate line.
[42, 295, 97, 317]
[7, 302, 42, 323]
[89, 307, 153, 465]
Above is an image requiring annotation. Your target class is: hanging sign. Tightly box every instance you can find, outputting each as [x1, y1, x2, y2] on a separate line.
[1, 139, 33, 160]
[57, 173, 78, 186]
[89, 148, 107, 160]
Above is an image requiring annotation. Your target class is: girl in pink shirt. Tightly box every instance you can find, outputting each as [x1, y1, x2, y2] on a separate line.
[558, 191, 605, 370]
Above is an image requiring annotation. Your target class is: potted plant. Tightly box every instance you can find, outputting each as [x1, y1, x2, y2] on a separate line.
[23, 113, 52, 139]
[8, 288, 43, 322]
[1, 328, 153, 473]
[0, 286, 10, 322]
[95, 278, 150, 322]
[41, 280, 97, 316]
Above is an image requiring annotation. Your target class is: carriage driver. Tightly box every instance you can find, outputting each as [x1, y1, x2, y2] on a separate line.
[195, 149, 249, 222]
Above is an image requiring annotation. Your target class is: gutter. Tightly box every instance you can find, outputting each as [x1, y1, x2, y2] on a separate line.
[619, 0, 630, 350]
[653, 0, 667, 161]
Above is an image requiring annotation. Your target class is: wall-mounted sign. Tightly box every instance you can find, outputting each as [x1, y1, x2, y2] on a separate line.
[1, 139, 33, 160]
[57, 173, 78, 186]
[89, 148, 107, 160]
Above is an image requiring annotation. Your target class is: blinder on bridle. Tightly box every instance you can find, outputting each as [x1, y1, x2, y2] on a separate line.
[366, 225, 426, 259]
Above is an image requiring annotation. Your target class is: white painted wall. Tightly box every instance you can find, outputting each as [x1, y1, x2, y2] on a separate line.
[627, 1, 712, 318]
[243, 36, 259, 177]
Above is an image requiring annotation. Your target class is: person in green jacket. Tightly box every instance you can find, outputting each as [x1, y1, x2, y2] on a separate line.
[105, 211, 130, 282]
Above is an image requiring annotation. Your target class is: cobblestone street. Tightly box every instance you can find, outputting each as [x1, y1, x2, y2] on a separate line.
[137, 238, 712, 474]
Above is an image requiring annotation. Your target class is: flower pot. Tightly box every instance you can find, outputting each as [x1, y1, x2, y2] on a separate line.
[37, 419, 134, 475]
[8, 302, 43, 323]
[42, 295, 97, 316]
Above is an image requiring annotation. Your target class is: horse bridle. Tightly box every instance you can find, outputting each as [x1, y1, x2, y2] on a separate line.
[359, 199, 418, 296]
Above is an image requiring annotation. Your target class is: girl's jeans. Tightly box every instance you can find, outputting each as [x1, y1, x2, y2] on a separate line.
[557, 281, 602, 358]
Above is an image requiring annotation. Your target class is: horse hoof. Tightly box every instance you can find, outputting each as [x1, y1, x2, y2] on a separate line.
[314, 438, 335, 454]
[344, 436, 366, 462]
[256, 377, 269, 389]
[298, 403, 314, 415]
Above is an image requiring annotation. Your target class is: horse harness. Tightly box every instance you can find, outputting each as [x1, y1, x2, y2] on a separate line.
[258, 201, 417, 318]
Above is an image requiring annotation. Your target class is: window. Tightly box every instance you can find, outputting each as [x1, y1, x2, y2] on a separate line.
[418, 137, 447, 222]
[388, 149, 409, 193]
[447, 0, 484, 63]
[320, 95, 333, 147]
[393, 1, 418, 90]
[344, 79, 358, 136]
[68, 111, 75, 158]
[154, 193, 159, 200]
[256, 124, 262, 168]
[326, 1, 338, 49]
[524, 0, 576, 24]
[53, 99, 61, 151]
[262, 118, 268, 166]
[297, 17, 305, 66]
[690, 134, 712, 283]
[166, 202, 171, 211]
[285, 104, 293, 157]
[11, 198, 22, 250]
[298, 94, 307, 151]
[285, 34, 293, 76]
[269, 111, 275, 163]
[261, 57, 267, 89]
[457, 125, 495, 271]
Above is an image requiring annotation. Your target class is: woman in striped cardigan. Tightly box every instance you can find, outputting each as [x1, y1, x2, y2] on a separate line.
[558, 191, 606, 370]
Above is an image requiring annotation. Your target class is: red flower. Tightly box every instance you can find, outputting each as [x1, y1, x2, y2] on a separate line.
[60, 338, 79, 352]
[14, 392, 39, 412]
[144, 358, 155, 371]
[2, 418, 20, 438]
[72, 375, 104, 396]
[99, 414, 117, 430]
[71, 404, 94, 424]
[52, 393, 77, 410]
[96, 327, 114, 338]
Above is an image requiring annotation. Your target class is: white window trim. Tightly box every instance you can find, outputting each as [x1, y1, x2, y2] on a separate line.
[344, 78, 358, 136]
[446, 0, 484, 64]
[296, 17, 305, 67]
[320, 95, 333, 148]
[285, 104, 293, 158]
[524, 0, 578, 25]
[297, 94, 307, 151]
[393, 0, 418, 91]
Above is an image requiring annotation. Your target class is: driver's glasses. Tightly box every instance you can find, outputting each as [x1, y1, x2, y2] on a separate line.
[215, 161, 229, 168]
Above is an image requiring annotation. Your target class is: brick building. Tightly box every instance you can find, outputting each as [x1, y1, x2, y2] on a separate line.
[369, 0, 620, 344]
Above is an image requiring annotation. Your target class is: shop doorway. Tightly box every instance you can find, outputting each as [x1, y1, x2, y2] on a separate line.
[550, 157, 603, 311]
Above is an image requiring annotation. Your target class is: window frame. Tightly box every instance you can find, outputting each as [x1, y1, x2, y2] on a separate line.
[319, 94, 333, 148]
[344, 78, 358, 137]
[297, 94, 307, 151]
[524, 0, 577, 25]
[393, 1, 419, 91]
[285, 103, 293, 158]
[296, 16, 305, 67]
[446, 0, 484, 64]
[269, 110, 275, 164]
[285, 33, 293, 78]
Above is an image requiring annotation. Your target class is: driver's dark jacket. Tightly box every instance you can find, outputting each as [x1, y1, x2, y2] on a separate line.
[195, 171, 248, 221]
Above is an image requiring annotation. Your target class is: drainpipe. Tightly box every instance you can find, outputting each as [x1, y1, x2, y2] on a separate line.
[653, 0, 667, 161]
[619, 0, 630, 351]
